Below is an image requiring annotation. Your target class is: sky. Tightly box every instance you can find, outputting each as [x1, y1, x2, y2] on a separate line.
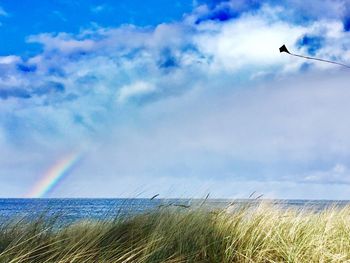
[1, 0, 350, 199]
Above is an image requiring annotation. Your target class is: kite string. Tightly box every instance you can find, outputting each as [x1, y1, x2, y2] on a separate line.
[290, 53, 350, 69]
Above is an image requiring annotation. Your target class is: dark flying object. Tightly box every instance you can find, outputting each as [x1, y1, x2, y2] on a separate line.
[279, 44, 350, 69]
[279, 45, 290, 54]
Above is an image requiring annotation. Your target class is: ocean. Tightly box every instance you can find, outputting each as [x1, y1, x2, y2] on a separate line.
[0, 198, 348, 224]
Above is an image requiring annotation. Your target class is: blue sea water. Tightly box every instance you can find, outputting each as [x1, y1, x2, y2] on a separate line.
[0, 199, 348, 224]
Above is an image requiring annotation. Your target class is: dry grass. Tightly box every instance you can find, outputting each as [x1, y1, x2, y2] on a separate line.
[0, 201, 350, 262]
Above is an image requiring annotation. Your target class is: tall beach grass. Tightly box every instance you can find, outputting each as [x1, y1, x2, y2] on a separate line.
[0, 201, 350, 262]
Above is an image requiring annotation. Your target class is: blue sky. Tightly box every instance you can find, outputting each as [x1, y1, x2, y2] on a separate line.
[0, 0, 193, 56]
[1, 0, 350, 199]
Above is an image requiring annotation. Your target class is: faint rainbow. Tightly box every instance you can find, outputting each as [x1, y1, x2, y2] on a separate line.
[26, 152, 83, 198]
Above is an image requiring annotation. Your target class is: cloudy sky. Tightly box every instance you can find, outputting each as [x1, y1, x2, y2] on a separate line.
[1, 0, 350, 199]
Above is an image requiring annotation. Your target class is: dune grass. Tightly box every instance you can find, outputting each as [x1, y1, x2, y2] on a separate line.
[0, 201, 350, 262]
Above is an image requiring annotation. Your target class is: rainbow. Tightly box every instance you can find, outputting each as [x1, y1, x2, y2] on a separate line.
[26, 152, 83, 198]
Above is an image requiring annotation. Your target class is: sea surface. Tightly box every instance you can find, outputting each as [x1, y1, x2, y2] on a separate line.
[0, 199, 348, 224]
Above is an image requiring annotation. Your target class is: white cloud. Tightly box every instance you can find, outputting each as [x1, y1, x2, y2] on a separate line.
[0, 6, 8, 17]
[27, 33, 96, 54]
[2, 2, 350, 198]
[91, 5, 111, 13]
[282, 0, 348, 20]
[0, 55, 20, 64]
[45, 70, 350, 198]
[193, 14, 307, 72]
[304, 163, 350, 184]
[117, 81, 156, 103]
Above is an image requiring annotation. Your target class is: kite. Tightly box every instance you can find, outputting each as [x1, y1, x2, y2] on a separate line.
[279, 44, 350, 69]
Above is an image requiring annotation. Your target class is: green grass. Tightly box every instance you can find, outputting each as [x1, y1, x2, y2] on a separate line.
[0, 201, 350, 262]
